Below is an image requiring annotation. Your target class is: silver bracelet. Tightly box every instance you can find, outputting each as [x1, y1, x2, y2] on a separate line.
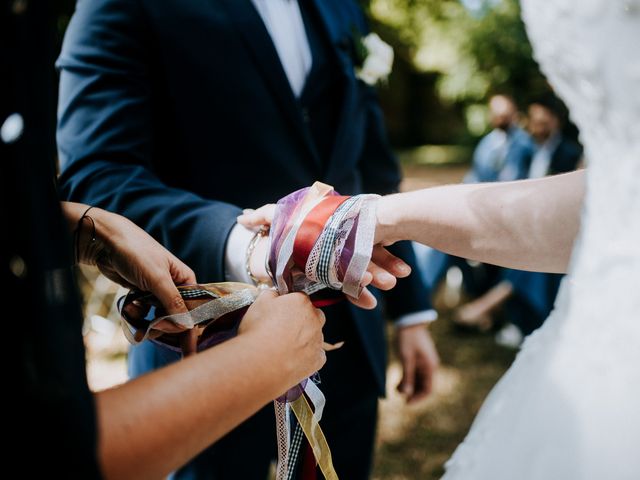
[245, 226, 270, 287]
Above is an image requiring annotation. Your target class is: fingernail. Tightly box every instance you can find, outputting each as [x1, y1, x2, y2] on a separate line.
[379, 272, 395, 283]
[396, 262, 411, 274]
[242, 208, 254, 214]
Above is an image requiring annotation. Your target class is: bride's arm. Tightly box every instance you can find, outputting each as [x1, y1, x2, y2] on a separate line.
[376, 170, 586, 273]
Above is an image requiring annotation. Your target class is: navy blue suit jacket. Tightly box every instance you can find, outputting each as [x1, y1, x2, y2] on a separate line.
[548, 137, 583, 175]
[57, 0, 432, 394]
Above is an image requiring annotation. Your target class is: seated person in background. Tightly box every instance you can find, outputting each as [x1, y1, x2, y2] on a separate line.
[453, 97, 583, 347]
[527, 98, 584, 178]
[416, 94, 534, 321]
[465, 94, 534, 184]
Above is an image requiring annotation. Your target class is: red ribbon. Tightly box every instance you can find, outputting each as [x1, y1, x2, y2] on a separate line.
[301, 440, 317, 480]
[292, 195, 350, 269]
[292, 195, 350, 308]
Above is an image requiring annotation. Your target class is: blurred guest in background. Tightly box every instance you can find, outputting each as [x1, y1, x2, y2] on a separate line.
[450, 97, 582, 347]
[527, 99, 583, 178]
[465, 94, 534, 183]
[417, 94, 534, 318]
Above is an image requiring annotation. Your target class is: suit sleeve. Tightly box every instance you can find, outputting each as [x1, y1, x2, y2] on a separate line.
[56, 0, 239, 281]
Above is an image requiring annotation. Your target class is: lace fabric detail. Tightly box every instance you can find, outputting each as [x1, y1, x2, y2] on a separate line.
[443, 2, 640, 478]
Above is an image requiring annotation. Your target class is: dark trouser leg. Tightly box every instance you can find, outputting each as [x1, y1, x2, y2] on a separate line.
[313, 303, 380, 480]
[504, 271, 564, 336]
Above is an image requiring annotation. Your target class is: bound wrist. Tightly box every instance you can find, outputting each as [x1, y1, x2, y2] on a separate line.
[375, 195, 400, 245]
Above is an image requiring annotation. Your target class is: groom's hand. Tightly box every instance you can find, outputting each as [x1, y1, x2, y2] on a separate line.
[396, 325, 440, 404]
[237, 205, 411, 309]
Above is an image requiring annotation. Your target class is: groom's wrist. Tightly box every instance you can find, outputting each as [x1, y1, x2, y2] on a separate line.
[224, 224, 254, 283]
[224, 223, 272, 285]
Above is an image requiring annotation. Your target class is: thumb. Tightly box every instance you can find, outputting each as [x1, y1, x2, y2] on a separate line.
[398, 354, 416, 397]
[238, 288, 278, 335]
[252, 288, 279, 306]
[169, 256, 197, 286]
[152, 275, 189, 316]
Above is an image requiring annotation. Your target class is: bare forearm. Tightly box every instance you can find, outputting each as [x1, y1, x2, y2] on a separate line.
[95, 333, 296, 480]
[377, 170, 585, 273]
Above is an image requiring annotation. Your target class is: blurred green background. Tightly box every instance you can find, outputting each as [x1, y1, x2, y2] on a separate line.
[365, 0, 549, 151]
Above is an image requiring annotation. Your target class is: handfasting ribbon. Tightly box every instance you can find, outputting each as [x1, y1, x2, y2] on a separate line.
[269, 181, 380, 299]
[284, 378, 327, 480]
[275, 400, 292, 480]
[268, 182, 380, 479]
[292, 195, 350, 269]
[289, 392, 337, 480]
[341, 194, 379, 298]
[273, 184, 333, 295]
[118, 283, 260, 353]
[117, 182, 381, 480]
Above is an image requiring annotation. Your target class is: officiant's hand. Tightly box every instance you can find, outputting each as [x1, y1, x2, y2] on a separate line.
[65, 202, 196, 318]
[238, 204, 411, 309]
[239, 290, 327, 381]
[397, 325, 439, 404]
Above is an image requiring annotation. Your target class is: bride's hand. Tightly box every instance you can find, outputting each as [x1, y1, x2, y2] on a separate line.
[237, 204, 411, 310]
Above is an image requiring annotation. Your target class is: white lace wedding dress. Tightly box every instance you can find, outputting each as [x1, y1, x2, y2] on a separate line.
[443, 1, 640, 478]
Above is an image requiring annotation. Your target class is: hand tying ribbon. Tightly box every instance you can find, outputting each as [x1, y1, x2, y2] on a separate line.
[118, 182, 407, 479]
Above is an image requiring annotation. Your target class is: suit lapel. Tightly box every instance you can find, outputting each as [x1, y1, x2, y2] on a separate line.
[308, 0, 359, 181]
[308, 0, 353, 77]
[220, 0, 320, 167]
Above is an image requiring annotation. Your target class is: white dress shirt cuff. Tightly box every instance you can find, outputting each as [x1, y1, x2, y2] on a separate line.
[224, 223, 255, 283]
[394, 309, 438, 329]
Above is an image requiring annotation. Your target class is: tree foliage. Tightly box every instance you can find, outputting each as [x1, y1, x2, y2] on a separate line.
[366, 0, 552, 136]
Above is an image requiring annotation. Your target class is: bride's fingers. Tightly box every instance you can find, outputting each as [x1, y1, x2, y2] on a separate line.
[346, 287, 378, 310]
[237, 204, 276, 228]
[367, 261, 397, 291]
[371, 245, 411, 279]
[360, 271, 373, 287]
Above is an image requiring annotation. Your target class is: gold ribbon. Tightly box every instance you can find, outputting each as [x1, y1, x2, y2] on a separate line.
[289, 394, 339, 480]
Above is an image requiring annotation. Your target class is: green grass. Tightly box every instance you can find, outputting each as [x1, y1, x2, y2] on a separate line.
[397, 145, 473, 166]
